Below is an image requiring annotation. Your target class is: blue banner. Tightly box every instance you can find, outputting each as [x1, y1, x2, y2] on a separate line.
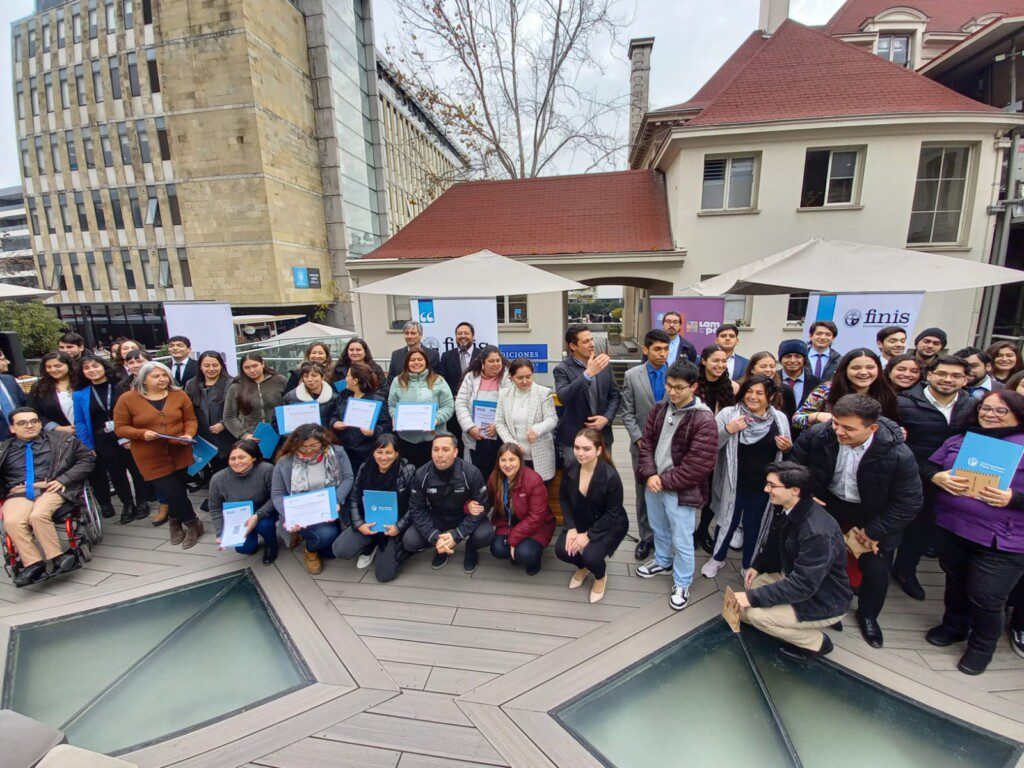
[292, 266, 310, 289]
[499, 344, 548, 373]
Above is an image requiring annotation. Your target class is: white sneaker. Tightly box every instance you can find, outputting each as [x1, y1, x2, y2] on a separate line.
[636, 560, 672, 579]
[701, 558, 725, 579]
[356, 547, 377, 570]
[730, 528, 744, 550]
[670, 586, 690, 611]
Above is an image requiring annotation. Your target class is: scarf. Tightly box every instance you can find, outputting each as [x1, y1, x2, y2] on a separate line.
[363, 457, 401, 492]
[290, 447, 342, 494]
[737, 404, 776, 445]
[964, 424, 1024, 441]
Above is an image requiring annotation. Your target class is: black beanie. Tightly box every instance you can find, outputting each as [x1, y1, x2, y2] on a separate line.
[914, 327, 947, 347]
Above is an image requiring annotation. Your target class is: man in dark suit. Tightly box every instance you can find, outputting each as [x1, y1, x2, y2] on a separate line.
[661, 311, 697, 364]
[778, 339, 822, 410]
[167, 336, 198, 387]
[387, 321, 441, 382]
[807, 321, 841, 381]
[438, 322, 481, 444]
[553, 324, 620, 464]
[955, 346, 1005, 399]
[716, 324, 749, 381]
[0, 371, 28, 441]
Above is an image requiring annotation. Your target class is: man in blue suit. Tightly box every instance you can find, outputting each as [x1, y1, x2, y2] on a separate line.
[716, 324, 749, 381]
[0, 364, 28, 441]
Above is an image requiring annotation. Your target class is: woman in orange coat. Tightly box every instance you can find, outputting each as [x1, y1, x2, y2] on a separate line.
[114, 361, 201, 548]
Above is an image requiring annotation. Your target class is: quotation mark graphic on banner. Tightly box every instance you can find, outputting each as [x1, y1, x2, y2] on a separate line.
[418, 300, 435, 324]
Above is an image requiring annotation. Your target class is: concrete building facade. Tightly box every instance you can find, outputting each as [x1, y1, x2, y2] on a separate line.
[0, 186, 36, 287]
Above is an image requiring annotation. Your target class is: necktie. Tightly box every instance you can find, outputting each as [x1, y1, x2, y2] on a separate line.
[0, 384, 14, 420]
[786, 378, 797, 388]
[814, 354, 823, 378]
[174, 363, 183, 384]
[25, 443, 36, 501]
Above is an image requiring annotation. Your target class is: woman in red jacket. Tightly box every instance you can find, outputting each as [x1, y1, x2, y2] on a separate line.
[487, 443, 555, 576]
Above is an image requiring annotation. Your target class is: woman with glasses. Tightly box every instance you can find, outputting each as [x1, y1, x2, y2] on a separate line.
[925, 390, 1024, 675]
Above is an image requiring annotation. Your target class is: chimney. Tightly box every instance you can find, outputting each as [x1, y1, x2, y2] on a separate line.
[628, 37, 654, 152]
[759, 0, 790, 34]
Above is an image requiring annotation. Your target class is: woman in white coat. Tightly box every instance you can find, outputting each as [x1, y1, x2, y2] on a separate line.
[702, 374, 792, 580]
[455, 345, 511, 477]
[494, 358, 558, 481]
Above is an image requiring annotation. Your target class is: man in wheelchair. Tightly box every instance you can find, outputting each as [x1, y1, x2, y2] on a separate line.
[0, 407, 95, 586]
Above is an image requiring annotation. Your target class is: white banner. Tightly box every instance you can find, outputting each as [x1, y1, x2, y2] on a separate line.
[804, 293, 925, 355]
[410, 298, 498, 356]
[164, 302, 239, 375]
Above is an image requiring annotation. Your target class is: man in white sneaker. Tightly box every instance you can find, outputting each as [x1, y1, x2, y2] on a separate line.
[635, 360, 718, 611]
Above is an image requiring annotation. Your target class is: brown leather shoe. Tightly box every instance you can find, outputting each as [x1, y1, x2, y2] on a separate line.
[151, 503, 170, 527]
[288, 530, 300, 550]
[181, 518, 205, 549]
[304, 549, 323, 575]
[169, 518, 185, 545]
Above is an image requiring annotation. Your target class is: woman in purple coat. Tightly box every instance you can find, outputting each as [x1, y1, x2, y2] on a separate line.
[926, 390, 1024, 675]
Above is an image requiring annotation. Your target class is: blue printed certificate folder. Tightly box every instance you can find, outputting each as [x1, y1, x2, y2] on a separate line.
[343, 398, 383, 431]
[187, 436, 219, 476]
[282, 486, 338, 529]
[220, 501, 254, 549]
[952, 432, 1024, 496]
[363, 490, 398, 533]
[253, 422, 280, 459]
[472, 400, 497, 429]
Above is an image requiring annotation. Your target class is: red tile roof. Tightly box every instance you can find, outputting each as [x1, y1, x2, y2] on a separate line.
[655, 31, 770, 113]
[685, 20, 1000, 128]
[824, 0, 1024, 34]
[362, 170, 675, 260]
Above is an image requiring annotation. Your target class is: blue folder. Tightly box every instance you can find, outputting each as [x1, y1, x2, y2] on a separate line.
[187, 436, 219, 476]
[363, 490, 398, 533]
[253, 422, 280, 459]
[953, 432, 1024, 490]
[343, 397, 383, 430]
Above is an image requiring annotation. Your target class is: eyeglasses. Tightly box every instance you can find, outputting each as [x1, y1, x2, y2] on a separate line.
[979, 405, 1011, 416]
[12, 418, 40, 427]
[665, 383, 691, 393]
[764, 481, 787, 490]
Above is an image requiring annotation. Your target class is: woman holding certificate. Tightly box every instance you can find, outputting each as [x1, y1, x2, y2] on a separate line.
[556, 428, 629, 603]
[487, 443, 555, 576]
[271, 424, 354, 575]
[208, 440, 279, 564]
[387, 349, 454, 469]
[183, 351, 235, 475]
[282, 362, 338, 426]
[333, 361, 389, 475]
[494, 358, 558, 481]
[455, 346, 510, 477]
[333, 433, 416, 580]
[925, 390, 1024, 675]
[114, 362, 203, 548]
[223, 353, 288, 442]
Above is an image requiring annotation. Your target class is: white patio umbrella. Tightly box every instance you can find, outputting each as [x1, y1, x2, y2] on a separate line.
[690, 238, 1024, 296]
[353, 249, 587, 296]
[0, 282, 55, 301]
[272, 321, 356, 341]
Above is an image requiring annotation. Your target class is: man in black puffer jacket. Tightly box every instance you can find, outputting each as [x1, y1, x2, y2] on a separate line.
[791, 394, 922, 649]
[893, 355, 974, 600]
[735, 461, 852, 661]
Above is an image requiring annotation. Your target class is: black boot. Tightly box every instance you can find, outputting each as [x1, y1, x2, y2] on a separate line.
[120, 504, 135, 524]
[133, 501, 150, 521]
[262, 535, 279, 565]
[892, 569, 926, 601]
[13, 561, 47, 587]
[51, 551, 78, 574]
[100, 503, 116, 519]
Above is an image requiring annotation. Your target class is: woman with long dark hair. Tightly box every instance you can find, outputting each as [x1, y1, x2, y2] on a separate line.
[793, 348, 898, 430]
[271, 423, 354, 575]
[555, 428, 629, 603]
[208, 439, 279, 564]
[29, 352, 76, 433]
[223, 352, 288, 441]
[696, 344, 738, 414]
[284, 342, 334, 394]
[740, 351, 797, 419]
[926, 390, 1024, 674]
[332, 433, 415, 581]
[282, 361, 338, 426]
[387, 349, 454, 468]
[73, 355, 142, 523]
[487, 443, 555, 576]
[987, 341, 1024, 384]
[455, 345, 510, 477]
[884, 354, 922, 395]
[333, 360, 389, 476]
[333, 337, 386, 391]
[183, 350, 235, 474]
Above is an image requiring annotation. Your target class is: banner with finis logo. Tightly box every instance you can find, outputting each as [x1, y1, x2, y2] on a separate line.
[804, 293, 925, 355]
[410, 298, 498, 355]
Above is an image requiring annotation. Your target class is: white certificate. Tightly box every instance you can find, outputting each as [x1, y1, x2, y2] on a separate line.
[276, 402, 322, 434]
[220, 502, 253, 549]
[472, 399, 497, 429]
[282, 487, 338, 529]
[343, 398, 382, 431]
[395, 402, 437, 432]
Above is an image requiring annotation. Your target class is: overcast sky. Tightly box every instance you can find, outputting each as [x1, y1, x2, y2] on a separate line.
[0, 0, 845, 188]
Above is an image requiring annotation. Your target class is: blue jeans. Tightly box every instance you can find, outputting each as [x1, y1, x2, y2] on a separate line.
[235, 517, 278, 555]
[713, 488, 769, 569]
[302, 521, 341, 556]
[644, 489, 697, 588]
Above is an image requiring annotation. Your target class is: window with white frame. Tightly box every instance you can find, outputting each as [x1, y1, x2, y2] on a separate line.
[388, 295, 412, 330]
[498, 295, 528, 324]
[701, 155, 757, 211]
[877, 35, 911, 67]
[800, 148, 861, 207]
[907, 145, 970, 245]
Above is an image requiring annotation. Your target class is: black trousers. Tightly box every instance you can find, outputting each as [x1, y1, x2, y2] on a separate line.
[1011, 575, 1024, 633]
[332, 525, 403, 583]
[491, 534, 544, 576]
[938, 528, 1024, 659]
[149, 468, 197, 523]
[89, 433, 135, 509]
[125, 449, 156, 503]
[554, 529, 611, 580]
[822, 493, 893, 620]
[397, 437, 432, 470]
[893, 487, 937, 576]
[402, 519, 495, 555]
[468, 438, 500, 479]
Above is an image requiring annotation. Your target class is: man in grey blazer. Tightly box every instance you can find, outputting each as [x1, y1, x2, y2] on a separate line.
[620, 330, 671, 560]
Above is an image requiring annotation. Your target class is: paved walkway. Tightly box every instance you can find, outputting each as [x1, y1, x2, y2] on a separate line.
[1, 427, 1022, 767]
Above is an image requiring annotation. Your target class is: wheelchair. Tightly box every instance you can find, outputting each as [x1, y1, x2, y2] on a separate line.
[0, 485, 103, 586]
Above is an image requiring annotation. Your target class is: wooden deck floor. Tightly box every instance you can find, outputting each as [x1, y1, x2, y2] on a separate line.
[3, 426, 1024, 767]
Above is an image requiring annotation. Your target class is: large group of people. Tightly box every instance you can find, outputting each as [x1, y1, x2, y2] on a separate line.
[1, 318, 1023, 677]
